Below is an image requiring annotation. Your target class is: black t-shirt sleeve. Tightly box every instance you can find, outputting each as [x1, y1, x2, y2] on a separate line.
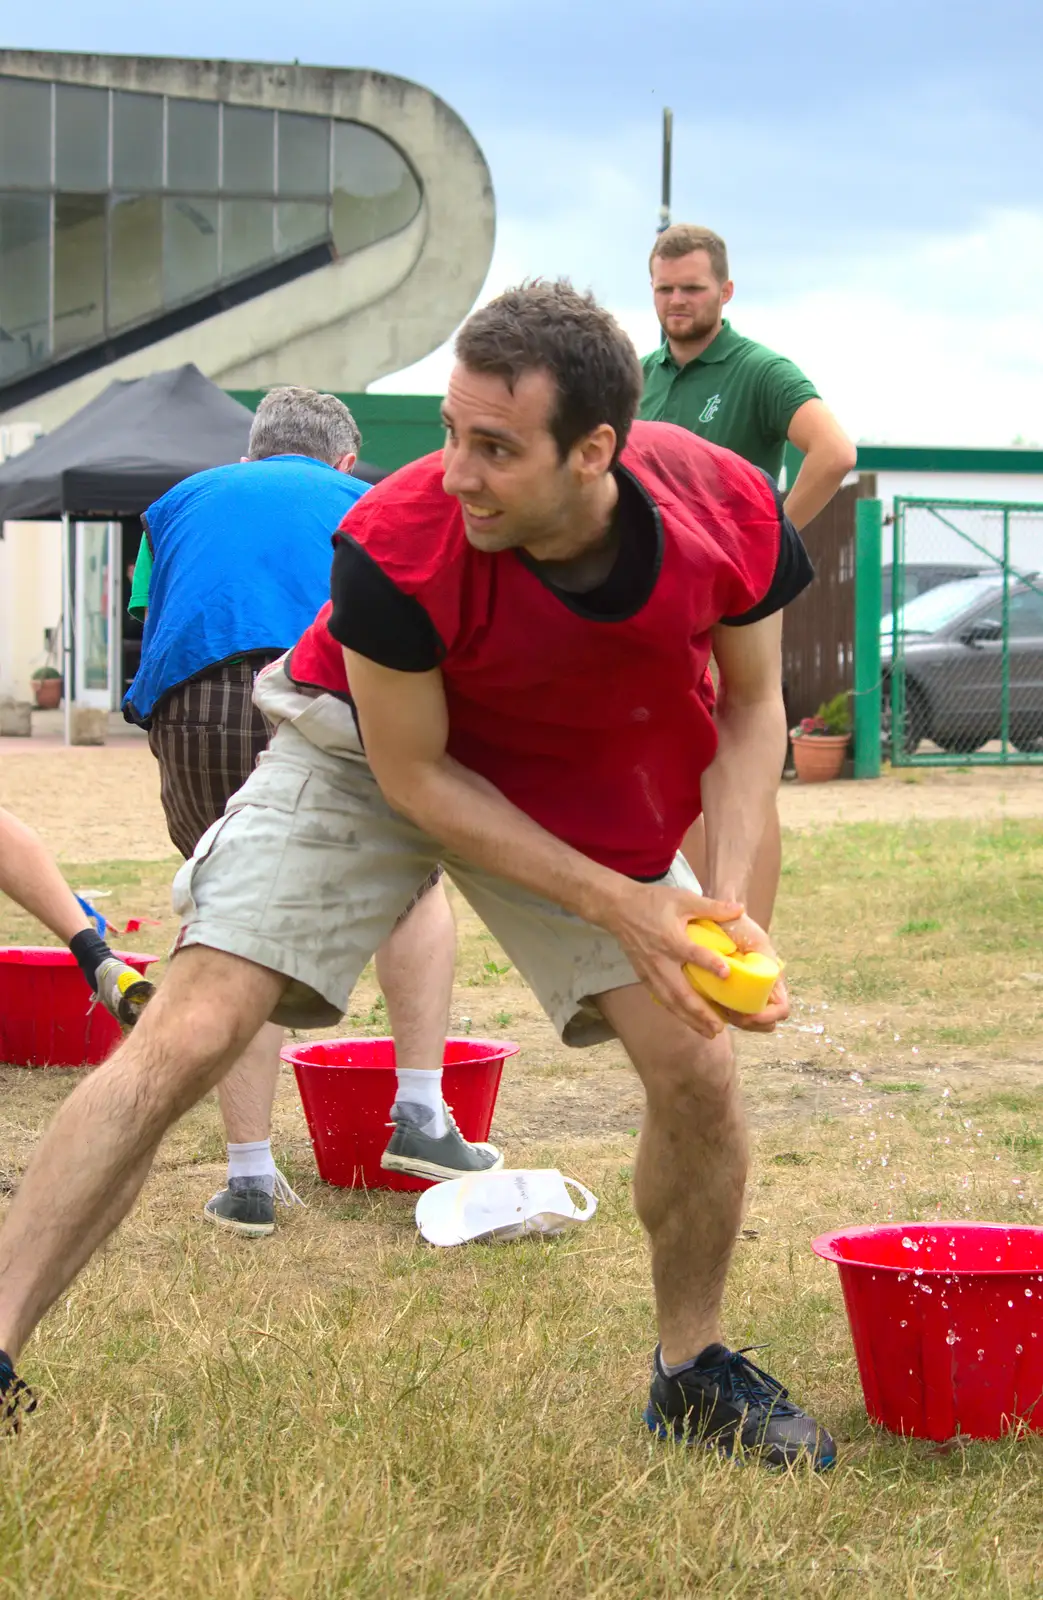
[720, 476, 814, 626]
[328, 536, 445, 671]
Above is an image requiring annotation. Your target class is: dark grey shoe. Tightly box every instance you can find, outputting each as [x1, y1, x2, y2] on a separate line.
[380, 1103, 503, 1182]
[203, 1178, 276, 1237]
[644, 1343, 836, 1470]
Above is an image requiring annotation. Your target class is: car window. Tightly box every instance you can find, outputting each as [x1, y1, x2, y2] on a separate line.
[882, 574, 1002, 637]
[1008, 588, 1043, 638]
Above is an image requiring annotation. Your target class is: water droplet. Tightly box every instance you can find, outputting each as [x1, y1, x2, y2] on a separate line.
[1026, 1289, 1034, 1298]
[921, 1284, 933, 1294]
[915, 1266, 924, 1276]
[1016, 1344, 1024, 1355]
[1008, 1300, 1015, 1308]
[900, 1320, 908, 1328]
[977, 1348, 985, 1360]
[901, 1236, 916, 1250]
[945, 1331, 957, 1346]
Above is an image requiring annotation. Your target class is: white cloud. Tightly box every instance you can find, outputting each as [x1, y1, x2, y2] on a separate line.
[373, 207, 1043, 448]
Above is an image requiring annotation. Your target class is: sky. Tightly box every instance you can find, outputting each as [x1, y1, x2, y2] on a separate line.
[7, 0, 1043, 445]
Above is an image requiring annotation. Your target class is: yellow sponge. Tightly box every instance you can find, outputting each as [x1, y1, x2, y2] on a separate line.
[683, 920, 782, 1015]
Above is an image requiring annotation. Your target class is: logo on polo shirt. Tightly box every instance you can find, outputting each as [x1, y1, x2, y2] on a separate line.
[699, 394, 722, 424]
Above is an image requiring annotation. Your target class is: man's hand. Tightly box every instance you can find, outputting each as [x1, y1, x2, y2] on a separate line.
[604, 882, 745, 1038]
[713, 912, 789, 1033]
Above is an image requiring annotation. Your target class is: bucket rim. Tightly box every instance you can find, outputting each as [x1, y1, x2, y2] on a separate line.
[0, 946, 159, 966]
[281, 1034, 520, 1069]
[812, 1221, 1043, 1275]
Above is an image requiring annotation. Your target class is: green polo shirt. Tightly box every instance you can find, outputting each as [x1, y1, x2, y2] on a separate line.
[638, 320, 819, 479]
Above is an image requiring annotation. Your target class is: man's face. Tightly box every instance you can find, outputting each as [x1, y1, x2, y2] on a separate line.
[651, 249, 732, 345]
[440, 363, 591, 555]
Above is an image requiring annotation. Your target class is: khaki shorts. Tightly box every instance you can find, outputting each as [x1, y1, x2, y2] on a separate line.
[170, 661, 699, 1047]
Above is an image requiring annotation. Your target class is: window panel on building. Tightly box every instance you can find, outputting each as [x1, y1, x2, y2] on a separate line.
[277, 112, 329, 197]
[112, 91, 163, 190]
[167, 97, 219, 193]
[222, 105, 273, 193]
[276, 200, 328, 257]
[54, 84, 109, 192]
[164, 196, 218, 306]
[0, 193, 50, 379]
[331, 120, 421, 255]
[221, 198, 275, 280]
[53, 193, 105, 352]
[0, 76, 52, 188]
[109, 193, 163, 330]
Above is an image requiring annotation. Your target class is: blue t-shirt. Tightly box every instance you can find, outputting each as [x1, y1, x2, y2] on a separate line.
[124, 454, 369, 725]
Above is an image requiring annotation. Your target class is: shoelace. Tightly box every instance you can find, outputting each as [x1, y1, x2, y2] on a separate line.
[273, 1168, 306, 1208]
[0, 1362, 37, 1432]
[387, 1100, 470, 1140]
[697, 1347, 803, 1418]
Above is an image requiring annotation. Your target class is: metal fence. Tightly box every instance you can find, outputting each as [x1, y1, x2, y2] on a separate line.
[886, 497, 1043, 765]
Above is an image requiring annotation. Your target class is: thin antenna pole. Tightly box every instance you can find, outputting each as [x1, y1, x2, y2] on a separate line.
[657, 107, 673, 233]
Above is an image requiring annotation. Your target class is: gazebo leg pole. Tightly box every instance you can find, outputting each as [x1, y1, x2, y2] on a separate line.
[61, 513, 72, 747]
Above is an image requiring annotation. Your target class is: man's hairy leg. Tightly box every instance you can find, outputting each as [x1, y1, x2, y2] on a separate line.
[0, 947, 284, 1361]
[595, 981, 747, 1363]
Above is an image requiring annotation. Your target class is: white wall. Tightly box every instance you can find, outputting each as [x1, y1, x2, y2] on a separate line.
[874, 471, 1043, 573]
[0, 424, 61, 701]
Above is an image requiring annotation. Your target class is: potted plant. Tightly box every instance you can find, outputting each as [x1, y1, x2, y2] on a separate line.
[790, 692, 851, 783]
[30, 664, 63, 710]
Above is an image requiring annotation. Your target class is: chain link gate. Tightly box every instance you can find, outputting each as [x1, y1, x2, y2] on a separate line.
[885, 497, 1043, 765]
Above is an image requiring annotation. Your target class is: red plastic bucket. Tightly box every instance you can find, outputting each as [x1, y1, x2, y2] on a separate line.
[0, 946, 159, 1068]
[284, 1035, 517, 1193]
[813, 1223, 1043, 1439]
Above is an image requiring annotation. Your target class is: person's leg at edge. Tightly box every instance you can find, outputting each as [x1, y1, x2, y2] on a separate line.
[681, 809, 782, 931]
[377, 875, 502, 1181]
[595, 982, 746, 1362]
[0, 805, 155, 1025]
[0, 945, 284, 1367]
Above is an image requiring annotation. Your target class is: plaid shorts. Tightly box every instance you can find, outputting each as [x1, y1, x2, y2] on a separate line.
[149, 659, 441, 913]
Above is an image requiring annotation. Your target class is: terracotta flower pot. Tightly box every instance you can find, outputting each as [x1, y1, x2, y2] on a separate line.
[791, 733, 849, 783]
[31, 677, 63, 710]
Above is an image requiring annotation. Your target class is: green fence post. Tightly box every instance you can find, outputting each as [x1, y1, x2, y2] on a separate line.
[853, 498, 883, 778]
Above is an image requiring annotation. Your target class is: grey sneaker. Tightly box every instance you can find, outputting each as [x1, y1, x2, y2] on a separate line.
[93, 956, 155, 1028]
[203, 1171, 305, 1238]
[380, 1102, 503, 1182]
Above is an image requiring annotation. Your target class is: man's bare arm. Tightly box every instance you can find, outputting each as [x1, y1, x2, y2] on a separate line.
[346, 648, 742, 1035]
[701, 613, 787, 909]
[783, 398, 857, 531]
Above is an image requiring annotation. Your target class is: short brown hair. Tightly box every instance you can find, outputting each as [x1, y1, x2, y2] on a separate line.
[454, 279, 643, 466]
[649, 225, 729, 282]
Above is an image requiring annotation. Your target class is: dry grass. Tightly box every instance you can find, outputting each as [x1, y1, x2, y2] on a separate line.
[1, 815, 1043, 1597]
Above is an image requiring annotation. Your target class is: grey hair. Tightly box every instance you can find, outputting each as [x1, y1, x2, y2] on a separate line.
[246, 386, 361, 465]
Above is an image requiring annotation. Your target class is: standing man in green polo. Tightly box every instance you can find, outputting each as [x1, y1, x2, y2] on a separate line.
[640, 223, 856, 922]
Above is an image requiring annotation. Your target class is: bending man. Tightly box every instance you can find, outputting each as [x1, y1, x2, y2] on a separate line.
[0, 282, 834, 1468]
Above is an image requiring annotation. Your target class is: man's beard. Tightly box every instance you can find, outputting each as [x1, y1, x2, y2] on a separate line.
[660, 307, 720, 346]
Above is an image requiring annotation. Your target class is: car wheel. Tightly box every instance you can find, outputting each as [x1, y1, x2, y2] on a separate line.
[882, 677, 929, 756]
[933, 731, 988, 754]
[1010, 724, 1043, 754]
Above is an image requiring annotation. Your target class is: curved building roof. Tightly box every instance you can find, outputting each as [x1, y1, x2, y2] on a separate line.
[0, 50, 495, 427]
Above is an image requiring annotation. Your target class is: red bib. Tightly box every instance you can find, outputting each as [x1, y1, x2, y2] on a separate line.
[290, 421, 779, 878]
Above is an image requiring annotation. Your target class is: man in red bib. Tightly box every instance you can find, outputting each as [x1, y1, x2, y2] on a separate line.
[0, 282, 834, 1468]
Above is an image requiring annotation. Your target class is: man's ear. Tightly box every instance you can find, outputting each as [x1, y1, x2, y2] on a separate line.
[721, 279, 735, 308]
[571, 424, 616, 483]
[334, 452, 358, 475]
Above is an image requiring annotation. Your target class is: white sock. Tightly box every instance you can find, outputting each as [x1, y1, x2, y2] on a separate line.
[391, 1067, 447, 1137]
[227, 1139, 276, 1195]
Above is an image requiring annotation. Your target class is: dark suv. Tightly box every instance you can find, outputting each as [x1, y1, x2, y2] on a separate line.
[882, 574, 1043, 754]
